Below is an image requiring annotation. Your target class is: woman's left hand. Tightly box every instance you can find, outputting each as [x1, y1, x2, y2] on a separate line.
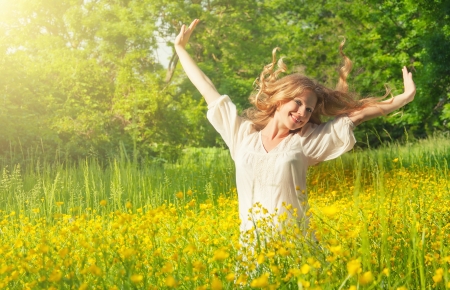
[348, 66, 417, 126]
[402, 66, 416, 102]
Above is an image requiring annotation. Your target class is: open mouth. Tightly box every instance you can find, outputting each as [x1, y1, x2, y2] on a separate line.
[290, 114, 301, 123]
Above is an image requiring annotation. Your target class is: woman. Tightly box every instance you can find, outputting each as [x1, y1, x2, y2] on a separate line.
[174, 19, 416, 234]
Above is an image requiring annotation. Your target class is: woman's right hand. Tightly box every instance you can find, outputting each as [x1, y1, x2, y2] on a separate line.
[174, 19, 199, 49]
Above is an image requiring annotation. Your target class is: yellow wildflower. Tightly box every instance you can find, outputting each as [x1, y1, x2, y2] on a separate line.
[226, 273, 235, 282]
[322, 205, 339, 218]
[48, 270, 63, 282]
[130, 274, 143, 283]
[165, 276, 178, 287]
[88, 264, 102, 276]
[347, 259, 361, 276]
[213, 249, 229, 261]
[277, 247, 290, 257]
[358, 271, 373, 286]
[211, 277, 223, 290]
[250, 273, 269, 288]
[300, 264, 310, 274]
[432, 268, 443, 283]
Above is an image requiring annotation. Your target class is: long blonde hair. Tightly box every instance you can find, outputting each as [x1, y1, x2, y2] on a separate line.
[244, 41, 387, 131]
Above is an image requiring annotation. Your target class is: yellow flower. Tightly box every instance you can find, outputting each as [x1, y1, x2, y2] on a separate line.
[165, 276, 178, 287]
[298, 279, 310, 288]
[130, 274, 143, 283]
[358, 271, 373, 286]
[300, 264, 310, 274]
[392, 158, 399, 163]
[176, 191, 184, 199]
[213, 249, 229, 261]
[432, 268, 443, 283]
[58, 248, 69, 258]
[322, 205, 339, 218]
[277, 247, 290, 257]
[48, 270, 63, 282]
[100, 200, 107, 206]
[347, 259, 361, 276]
[161, 262, 173, 273]
[88, 264, 102, 276]
[121, 248, 136, 259]
[250, 273, 269, 288]
[236, 274, 248, 286]
[125, 202, 132, 209]
[257, 254, 265, 264]
[211, 277, 223, 290]
[279, 212, 288, 222]
[10, 270, 19, 280]
[187, 189, 193, 196]
[266, 252, 276, 258]
[225, 273, 235, 282]
[183, 244, 196, 255]
[193, 261, 206, 272]
[38, 244, 49, 253]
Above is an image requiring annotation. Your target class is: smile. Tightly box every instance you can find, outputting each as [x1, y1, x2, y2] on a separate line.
[290, 114, 301, 123]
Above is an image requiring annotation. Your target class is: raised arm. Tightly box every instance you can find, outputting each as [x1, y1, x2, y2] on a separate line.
[349, 67, 416, 126]
[174, 19, 221, 105]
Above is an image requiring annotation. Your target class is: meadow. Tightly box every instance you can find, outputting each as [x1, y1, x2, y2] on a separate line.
[0, 135, 450, 289]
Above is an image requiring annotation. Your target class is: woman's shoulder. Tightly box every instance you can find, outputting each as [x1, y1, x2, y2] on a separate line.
[207, 94, 232, 110]
[297, 115, 354, 138]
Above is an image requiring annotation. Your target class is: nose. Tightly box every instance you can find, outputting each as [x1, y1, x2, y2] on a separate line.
[297, 106, 307, 117]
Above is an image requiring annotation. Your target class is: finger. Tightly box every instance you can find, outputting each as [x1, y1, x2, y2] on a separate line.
[180, 24, 186, 40]
[402, 66, 409, 79]
[189, 19, 199, 29]
[188, 19, 199, 32]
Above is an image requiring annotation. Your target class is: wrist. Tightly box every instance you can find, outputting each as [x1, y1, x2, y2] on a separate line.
[174, 44, 186, 51]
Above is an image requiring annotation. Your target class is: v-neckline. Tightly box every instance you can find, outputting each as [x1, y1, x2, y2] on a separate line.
[259, 131, 291, 154]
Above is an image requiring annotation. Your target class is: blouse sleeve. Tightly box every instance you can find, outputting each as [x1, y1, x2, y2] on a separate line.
[207, 95, 254, 160]
[300, 115, 356, 166]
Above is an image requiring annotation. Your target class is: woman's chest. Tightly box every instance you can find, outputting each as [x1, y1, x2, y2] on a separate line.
[234, 133, 307, 174]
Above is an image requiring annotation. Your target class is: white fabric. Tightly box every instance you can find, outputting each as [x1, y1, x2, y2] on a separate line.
[207, 95, 356, 232]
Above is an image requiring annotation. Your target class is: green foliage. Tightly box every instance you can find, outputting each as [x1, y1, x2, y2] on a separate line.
[0, 0, 448, 163]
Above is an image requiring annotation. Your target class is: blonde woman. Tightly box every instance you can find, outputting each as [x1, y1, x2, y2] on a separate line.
[174, 19, 416, 234]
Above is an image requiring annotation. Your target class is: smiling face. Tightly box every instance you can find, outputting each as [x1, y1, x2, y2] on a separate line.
[273, 90, 318, 131]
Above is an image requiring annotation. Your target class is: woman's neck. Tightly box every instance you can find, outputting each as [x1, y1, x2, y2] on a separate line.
[261, 118, 290, 140]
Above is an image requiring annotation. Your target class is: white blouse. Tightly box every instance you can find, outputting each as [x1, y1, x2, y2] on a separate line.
[207, 95, 356, 232]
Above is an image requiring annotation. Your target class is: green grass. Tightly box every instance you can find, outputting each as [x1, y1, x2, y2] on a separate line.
[0, 134, 449, 288]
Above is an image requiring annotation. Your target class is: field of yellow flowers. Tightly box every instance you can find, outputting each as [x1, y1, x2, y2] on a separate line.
[1, 136, 450, 289]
